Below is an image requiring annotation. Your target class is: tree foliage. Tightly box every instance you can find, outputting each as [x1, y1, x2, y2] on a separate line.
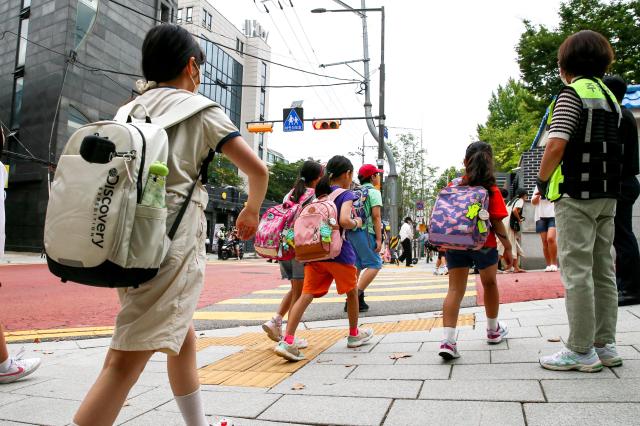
[208, 155, 243, 188]
[477, 79, 544, 172]
[517, 0, 640, 102]
[266, 160, 305, 202]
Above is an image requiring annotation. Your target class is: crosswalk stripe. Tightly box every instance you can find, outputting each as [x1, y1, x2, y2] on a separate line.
[260, 283, 475, 295]
[217, 290, 476, 305]
[276, 278, 473, 289]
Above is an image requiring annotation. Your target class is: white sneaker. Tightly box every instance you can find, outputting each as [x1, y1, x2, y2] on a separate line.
[545, 265, 552, 272]
[433, 267, 441, 276]
[540, 347, 603, 372]
[595, 343, 623, 367]
[262, 317, 282, 342]
[294, 337, 308, 349]
[443, 266, 449, 275]
[549, 265, 559, 272]
[0, 351, 41, 384]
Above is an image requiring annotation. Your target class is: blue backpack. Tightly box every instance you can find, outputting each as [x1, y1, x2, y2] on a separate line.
[352, 184, 370, 221]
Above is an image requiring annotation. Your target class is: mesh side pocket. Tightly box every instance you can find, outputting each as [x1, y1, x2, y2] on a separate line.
[126, 204, 167, 268]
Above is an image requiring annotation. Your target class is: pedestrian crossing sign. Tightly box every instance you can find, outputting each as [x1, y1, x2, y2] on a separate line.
[283, 107, 304, 132]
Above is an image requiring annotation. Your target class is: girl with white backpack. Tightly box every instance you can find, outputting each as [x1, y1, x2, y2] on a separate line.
[72, 25, 268, 426]
[262, 160, 323, 347]
[274, 156, 374, 361]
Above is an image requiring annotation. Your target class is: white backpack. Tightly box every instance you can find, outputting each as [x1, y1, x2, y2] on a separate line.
[44, 95, 216, 288]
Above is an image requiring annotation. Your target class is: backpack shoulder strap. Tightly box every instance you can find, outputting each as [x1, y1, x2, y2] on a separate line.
[114, 95, 218, 130]
[328, 188, 347, 203]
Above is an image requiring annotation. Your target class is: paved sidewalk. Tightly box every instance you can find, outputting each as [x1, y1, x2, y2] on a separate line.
[2, 299, 640, 425]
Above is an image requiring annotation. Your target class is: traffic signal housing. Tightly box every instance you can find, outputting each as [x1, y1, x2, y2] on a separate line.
[247, 123, 274, 133]
[313, 120, 341, 130]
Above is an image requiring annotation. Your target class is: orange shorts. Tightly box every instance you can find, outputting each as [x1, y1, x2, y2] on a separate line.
[303, 262, 357, 298]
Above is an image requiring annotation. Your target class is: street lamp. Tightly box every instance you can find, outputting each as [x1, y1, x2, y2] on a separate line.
[311, 5, 386, 174]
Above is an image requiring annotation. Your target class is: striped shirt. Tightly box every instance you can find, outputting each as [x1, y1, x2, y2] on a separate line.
[548, 89, 582, 141]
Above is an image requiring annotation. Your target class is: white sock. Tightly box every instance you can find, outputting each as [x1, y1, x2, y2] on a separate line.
[487, 317, 498, 331]
[443, 327, 456, 343]
[175, 389, 208, 426]
[0, 357, 12, 372]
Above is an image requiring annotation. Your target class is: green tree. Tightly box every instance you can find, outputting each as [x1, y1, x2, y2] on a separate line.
[266, 160, 304, 202]
[517, 0, 640, 102]
[208, 155, 243, 188]
[477, 79, 544, 171]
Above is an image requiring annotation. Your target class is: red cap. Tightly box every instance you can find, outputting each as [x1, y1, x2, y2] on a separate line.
[358, 164, 383, 179]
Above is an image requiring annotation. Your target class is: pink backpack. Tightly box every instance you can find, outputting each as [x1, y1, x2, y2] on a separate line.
[294, 188, 346, 262]
[255, 189, 314, 261]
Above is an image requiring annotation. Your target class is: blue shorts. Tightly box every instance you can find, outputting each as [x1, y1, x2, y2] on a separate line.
[347, 229, 382, 270]
[536, 217, 556, 233]
[445, 247, 499, 270]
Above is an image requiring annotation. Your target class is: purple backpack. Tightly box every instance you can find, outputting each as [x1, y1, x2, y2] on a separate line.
[428, 179, 491, 250]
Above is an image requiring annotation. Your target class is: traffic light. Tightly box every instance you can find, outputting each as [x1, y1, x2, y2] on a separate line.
[247, 123, 274, 133]
[312, 120, 340, 130]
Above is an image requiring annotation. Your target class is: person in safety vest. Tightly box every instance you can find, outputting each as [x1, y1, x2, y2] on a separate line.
[537, 30, 626, 373]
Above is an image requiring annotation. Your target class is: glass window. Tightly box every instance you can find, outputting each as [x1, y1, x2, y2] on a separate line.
[16, 17, 29, 67]
[74, 0, 98, 50]
[176, 8, 183, 22]
[67, 105, 90, 136]
[22, 0, 30, 8]
[207, 12, 212, 30]
[11, 77, 24, 128]
[160, 3, 170, 23]
[202, 10, 207, 26]
[186, 7, 193, 23]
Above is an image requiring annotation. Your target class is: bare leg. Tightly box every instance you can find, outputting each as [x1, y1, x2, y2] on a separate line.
[345, 288, 359, 330]
[276, 279, 303, 317]
[0, 324, 9, 363]
[284, 293, 314, 337]
[167, 325, 199, 396]
[540, 232, 550, 266]
[74, 349, 153, 426]
[357, 268, 381, 292]
[547, 228, 558, 265]
[443, 268, 470, 327]
[479, 264, 500, 319]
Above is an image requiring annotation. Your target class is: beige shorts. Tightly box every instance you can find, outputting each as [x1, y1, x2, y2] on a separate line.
[110, 201, 207, 356]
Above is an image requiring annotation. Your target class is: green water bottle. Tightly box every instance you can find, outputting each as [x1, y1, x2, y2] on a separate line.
[141, 161, 169, 208]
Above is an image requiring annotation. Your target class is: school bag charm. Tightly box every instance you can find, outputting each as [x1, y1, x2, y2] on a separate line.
[44, 96, 218, 288]
[428, 179, 490, 250]
[293, 189, 346, 262]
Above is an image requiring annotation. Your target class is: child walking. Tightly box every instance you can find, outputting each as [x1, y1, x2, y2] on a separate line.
[439, 142, 513, 360]
[72, 24, 268, 426]
[274, 156, 374, 361]
[262, 160, 323, 348]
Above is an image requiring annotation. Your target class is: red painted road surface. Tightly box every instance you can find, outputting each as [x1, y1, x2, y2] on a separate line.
[0, 261, 282, 331]
[476, 271, 565, 305]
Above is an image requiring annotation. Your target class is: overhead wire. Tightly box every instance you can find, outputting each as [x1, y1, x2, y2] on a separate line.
[201, 80, 359, 89]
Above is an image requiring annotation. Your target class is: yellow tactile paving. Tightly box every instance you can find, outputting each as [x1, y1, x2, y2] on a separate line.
[196, 314, 475, 388]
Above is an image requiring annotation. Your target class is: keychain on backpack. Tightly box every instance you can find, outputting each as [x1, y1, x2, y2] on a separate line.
[141, 161, 169, 208]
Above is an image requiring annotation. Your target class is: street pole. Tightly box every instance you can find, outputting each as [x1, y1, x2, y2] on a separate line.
[377, 6, 385, 169]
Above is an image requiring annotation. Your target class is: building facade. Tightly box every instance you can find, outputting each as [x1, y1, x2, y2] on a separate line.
[0, 0, 177, 251]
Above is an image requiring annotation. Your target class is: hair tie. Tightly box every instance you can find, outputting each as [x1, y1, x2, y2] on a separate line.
[135, 79, 158, 94]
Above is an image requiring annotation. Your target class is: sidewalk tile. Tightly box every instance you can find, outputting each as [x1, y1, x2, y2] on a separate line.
[0, 396, 78, 425]
[524, 403, 640, 426]
[419, 379, 544, 402]
[517, 316, 568, 327]
[458, 326, 540, 341]
[617, 332, 640, 345]
[76, 337, 112, 349]
[538, 325, 570, 337]
[475, 318, 522, 329]
[313, 353, 396, 365]
[383, 400, 524, 426]
[258, 395, 391, 426]
[380, 330, 442, 343]
[397, 350, 490, 365]
[11, 377, 153, 402]
[491, 348, 546, 364]
[115, 387, 175, 425]
[421, 339, 507, 352]
[159, 391, 281, 418]
[542, 379, 640, 402]
[506, 337, 565, 350]
[614, 359, 640, 378]
[271, 377, 421, 398]
[0, 376, 53, 392]
[370, 342, 422, 353]
[322, 336, 382, 353]
[452, 362, 617, 380]
[509, 303, 554, 312]
[349, 364, 450, 380]
[616, 345, 640, 360]
[200, 385, 270, 393]
[0, 393, 27, 407]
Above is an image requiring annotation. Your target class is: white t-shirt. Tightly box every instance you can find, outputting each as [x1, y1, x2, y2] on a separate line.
[399, 223, 413, 241]
[533, 186, 555, 222]
[0, 161, 6, 257]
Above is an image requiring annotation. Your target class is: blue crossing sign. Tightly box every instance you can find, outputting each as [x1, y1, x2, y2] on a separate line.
[283, 107, 304, 132]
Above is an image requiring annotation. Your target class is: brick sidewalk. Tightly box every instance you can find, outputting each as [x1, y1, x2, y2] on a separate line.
[2, 299, 640, 425]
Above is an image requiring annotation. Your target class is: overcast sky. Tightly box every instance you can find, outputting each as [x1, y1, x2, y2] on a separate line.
[214, 0, 562, 173]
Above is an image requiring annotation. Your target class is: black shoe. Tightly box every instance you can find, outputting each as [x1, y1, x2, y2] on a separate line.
[618, 291, 640, 306]
[359, 292, 369, 312]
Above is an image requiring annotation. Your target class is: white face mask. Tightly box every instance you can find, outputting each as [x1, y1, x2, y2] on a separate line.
[190, 62, 201, 94]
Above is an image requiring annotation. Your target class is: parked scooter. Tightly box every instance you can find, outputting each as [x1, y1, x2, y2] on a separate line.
[219, 239, 244, 260]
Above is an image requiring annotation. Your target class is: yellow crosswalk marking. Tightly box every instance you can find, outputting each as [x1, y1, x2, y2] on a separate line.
[258, 283, 475, 295]
[218, 290, 476, 305]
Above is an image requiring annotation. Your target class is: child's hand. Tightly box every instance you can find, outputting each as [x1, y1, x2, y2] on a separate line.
[236, 207, 259, 240]
[502, 248, 514, 270]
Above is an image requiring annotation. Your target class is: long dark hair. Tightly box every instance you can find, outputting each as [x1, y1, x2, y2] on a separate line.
[290, 160, 323, 202]
[463, 141, 496, 190]
[315, 155, 353, 197]
[142, 24, 205, 83]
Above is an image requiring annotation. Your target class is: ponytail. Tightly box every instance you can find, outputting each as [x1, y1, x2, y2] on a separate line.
[464, 141, 496, 190]
[290, 160, 323, 202]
